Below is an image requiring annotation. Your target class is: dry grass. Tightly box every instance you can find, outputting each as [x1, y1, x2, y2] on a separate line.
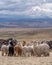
[0, 51, 52, 65]
[0, 28, 52, 41]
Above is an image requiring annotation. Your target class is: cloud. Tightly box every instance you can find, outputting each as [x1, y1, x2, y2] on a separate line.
[0, 0, 52, 18]
[26, 3, 52, 18]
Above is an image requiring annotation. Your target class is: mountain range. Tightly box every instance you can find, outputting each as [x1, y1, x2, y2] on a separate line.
[0, 17, 52, 28]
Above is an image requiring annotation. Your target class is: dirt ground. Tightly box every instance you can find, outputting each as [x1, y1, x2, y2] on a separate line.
[0, 51, 52, 65]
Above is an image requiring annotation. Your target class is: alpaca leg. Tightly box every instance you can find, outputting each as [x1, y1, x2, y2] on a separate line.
[37, 53, 41, 57]
[31, 50, 34, 56]
[14, 51, 16, 56]
[44, 52, 49, 57]
[2, 51, 4, 56]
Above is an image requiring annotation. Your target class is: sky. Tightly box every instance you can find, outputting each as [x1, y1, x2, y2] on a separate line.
[0, 0, 52, 19]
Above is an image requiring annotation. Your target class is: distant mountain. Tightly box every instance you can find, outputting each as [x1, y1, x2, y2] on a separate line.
[0, 17, 52, 28]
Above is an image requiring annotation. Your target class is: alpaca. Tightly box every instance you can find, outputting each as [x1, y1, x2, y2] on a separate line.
[14, 45, 22, 56]
[22, 44, 34, 56]
[33, 43, 50, 57]
[1, 44, 10, 56]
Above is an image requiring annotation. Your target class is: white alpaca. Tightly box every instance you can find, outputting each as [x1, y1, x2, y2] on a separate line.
[33, 43, 50, 57]
[1, 44, 10, 56]
[21, 44, 34, 56]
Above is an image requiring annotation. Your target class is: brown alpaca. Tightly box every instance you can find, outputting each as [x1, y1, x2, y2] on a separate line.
[14, 45, 22, 56]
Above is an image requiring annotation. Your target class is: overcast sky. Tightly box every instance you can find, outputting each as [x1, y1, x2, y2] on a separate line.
[0, 0, 52, 19]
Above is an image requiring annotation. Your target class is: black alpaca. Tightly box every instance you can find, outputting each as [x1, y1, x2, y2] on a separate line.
[8, 41, 14, 56]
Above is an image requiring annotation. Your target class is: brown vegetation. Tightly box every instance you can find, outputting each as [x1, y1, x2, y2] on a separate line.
[0, 28, 52, 41]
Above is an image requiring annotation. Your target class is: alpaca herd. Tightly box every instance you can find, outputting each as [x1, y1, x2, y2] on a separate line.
[0, 39, 51, 57]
